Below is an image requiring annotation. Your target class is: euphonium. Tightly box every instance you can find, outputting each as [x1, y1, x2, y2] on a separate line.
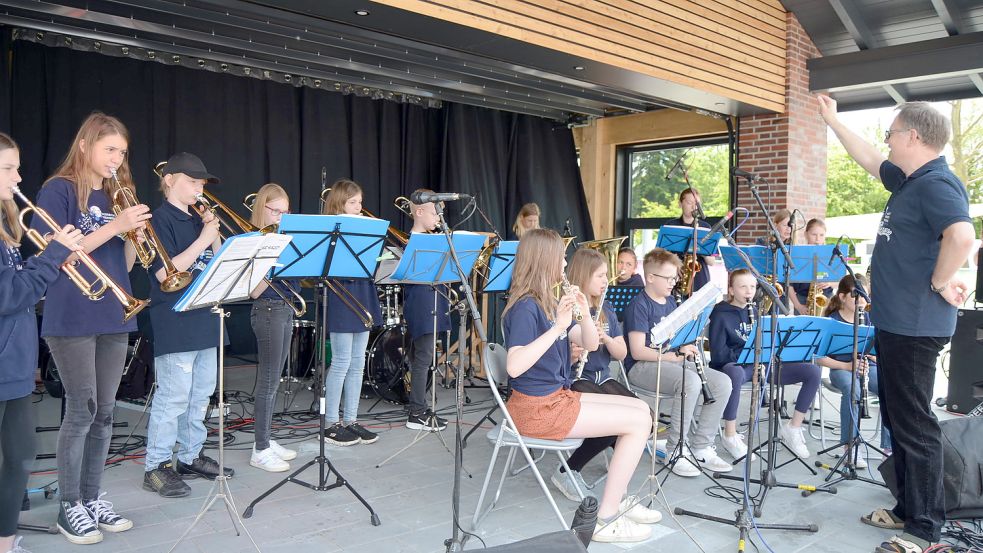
[12, 185, 148, 322]
[578, 236, 627, 285]
[110, 169, 192, 292]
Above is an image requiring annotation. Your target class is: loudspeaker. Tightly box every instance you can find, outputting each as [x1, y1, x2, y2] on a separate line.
[946, 309, 983, 414]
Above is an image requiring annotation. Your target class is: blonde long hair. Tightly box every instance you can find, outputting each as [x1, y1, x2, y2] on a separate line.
[503, 228, 565, 322]
[321, 178, 361, 215]
[249, 183, 289, 228]
[567, 247, 607, 325]
[46, 112, 135, 211]
[512, 202, 540, 238]
[0, 133, 22, 246]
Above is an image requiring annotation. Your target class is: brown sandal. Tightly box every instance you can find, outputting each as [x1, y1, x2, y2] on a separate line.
[861, 508, 904, 530]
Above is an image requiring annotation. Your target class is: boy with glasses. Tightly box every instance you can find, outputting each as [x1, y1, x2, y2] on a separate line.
[622, 249, 732, 477]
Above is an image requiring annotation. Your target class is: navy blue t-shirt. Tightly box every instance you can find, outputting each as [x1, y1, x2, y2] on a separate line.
[403, 284, 451, 340]
[578, 302, 621, 384]
[327, 279, 382, 333]
[871, 158, 970, 337]
[32, 178, 137, 337]
[669, 216, 711, 293]
[148, 201, 227, 356]
[622, 291, 677, 372]
[503, 296, 572, 396]
[707, 301, 753, 369]
[617, 273, 644, 287]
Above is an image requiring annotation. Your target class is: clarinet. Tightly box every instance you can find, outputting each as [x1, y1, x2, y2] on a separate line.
[693, 347, 715, 405]
[858, 310, 871, 419]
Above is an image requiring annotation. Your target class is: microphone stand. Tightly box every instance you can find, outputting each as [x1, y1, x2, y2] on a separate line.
[808, 242, 887, 491]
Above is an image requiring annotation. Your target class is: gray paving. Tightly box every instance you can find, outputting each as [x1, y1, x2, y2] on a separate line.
[18, 364, 930, 553]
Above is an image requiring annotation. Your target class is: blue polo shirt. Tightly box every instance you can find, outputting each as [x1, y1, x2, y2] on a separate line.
[32, 178, 138, 337]
[578, 302, 621, 384]
[503, 296, 572, 396]
[403, 284, 451, 340]
[622, 291, 677, 372]
[326, 279, 382, 333]
[148, 201, 227, 356]
[669, 216, 711, 292]
[871, 158, 971, 337]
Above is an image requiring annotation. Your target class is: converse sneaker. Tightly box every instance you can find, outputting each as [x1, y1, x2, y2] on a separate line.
[251, 446, 290, 472]
[348, 423, 379, 444]
[691, 446, 734, 473]
[143, 462, 191, 498]
[57, 500, 102, 545]
[780, 423, 811, 459]
[176, 453, 235, 480]
[268, 440, 297, 461]
[83, 492, 133, 532]
[550, 464, 592, 502]
[842, 445, 868, 469]
[592, 515, 651, 543]
[620, 495, 662, 524]
[323, 422, 360, 446]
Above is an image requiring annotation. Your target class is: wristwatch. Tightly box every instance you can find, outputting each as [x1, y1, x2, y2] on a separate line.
[930, 281, 947, 294]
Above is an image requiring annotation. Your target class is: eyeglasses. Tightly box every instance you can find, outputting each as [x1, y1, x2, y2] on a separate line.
[884, 128, 912, 141]
[264, 205, 290, 217]
[649, 273, 679, 284]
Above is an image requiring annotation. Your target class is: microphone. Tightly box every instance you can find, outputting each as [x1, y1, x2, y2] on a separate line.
[562, 218, 573, 238]
[665, 152, 687, 181]
[732, 167, 757, 180]
[320, 166, 327, 190]
[409, 190, 472, 204]
[698, 211, 734, 245]
[829, 235, 844, 264]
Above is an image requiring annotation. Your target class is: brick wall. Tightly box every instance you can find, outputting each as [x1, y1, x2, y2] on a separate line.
[734, 12, 827, 243]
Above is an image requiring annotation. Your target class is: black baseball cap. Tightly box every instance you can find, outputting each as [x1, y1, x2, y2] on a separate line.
[161, 152, 220, 184]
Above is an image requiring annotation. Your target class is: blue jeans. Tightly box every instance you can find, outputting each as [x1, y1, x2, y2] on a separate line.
[828, 365, 892, 448]
[325, 332, 369, 424]
[145, 348, 218, 469]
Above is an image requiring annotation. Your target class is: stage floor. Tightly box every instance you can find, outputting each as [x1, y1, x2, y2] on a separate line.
[18, 360, 954, 553]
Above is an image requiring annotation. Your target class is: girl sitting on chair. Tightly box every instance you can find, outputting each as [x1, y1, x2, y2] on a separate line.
[502, 229, 657, 543]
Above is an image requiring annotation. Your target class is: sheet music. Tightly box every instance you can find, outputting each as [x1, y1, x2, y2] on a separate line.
[650, 283, 723, 346]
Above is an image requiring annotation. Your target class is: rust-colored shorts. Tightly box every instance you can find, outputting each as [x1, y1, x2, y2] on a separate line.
[506, 388, 582, 441]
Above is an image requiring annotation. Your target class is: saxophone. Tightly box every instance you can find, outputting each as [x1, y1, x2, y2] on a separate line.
[807, 281, 828, 316]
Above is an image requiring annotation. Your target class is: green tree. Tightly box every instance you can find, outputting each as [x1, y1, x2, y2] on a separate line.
[630, 144, 730, 218]
[826, 141, 890, 216]
[949, 99, 983, 203]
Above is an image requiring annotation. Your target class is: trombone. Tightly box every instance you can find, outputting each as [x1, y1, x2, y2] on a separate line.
[109, 168, 192, 292]
[12, 185, 148, 322]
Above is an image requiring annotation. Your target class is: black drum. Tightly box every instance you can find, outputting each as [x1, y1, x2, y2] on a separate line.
[286, 320, 316, 379]
[366, 325, 411, 404]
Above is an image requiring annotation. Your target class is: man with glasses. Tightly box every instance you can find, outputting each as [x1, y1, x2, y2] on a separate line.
[622, 248, 732, 477]
[817, 95, 975, 553]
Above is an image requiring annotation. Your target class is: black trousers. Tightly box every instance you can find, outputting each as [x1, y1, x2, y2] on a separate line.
[0, 394, 36, 537]
[876, 330, 948, 542]
[565, 379, 636, 472]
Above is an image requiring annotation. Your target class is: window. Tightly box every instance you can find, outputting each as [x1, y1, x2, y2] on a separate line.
[617, 137, 732, 256]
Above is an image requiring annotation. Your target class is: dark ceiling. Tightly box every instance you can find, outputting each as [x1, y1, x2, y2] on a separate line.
[783, 0, 983, 111]
[0, 0, 769, 121]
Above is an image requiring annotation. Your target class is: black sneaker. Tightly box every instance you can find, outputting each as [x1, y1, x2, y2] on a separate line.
[83, 492, 133, 532]
[57, 500, 103, 544]
[348, 422, 379, 444]
[406, 410, 447, 431]
[426, 409, 448, 431]
[323, 422, 361, 446]
[175, 453, 235, 480]
[143, 462, 192, 498]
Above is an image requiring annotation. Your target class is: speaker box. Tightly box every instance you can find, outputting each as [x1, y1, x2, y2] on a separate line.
[946, 308, 983, 414]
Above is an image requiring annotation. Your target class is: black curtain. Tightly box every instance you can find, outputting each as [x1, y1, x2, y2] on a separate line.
[3, 35, 590, 354]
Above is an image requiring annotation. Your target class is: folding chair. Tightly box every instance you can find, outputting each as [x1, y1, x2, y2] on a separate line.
[472, 343, 585, 531]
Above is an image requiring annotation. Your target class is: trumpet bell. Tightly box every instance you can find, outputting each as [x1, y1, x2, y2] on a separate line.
[122, 297, 150, 322]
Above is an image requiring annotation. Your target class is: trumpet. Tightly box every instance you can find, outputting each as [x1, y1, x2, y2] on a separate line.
[192, 192, 309, 319]
[110, 169, 192, 292]
[12, 185, 148, 322]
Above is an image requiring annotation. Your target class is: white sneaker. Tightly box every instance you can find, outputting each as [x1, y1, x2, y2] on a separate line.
[719, 433, 749, 460]
[661, 445, 700, 477]
[250, 446, 290, 472]
[549, 464, 592, 502]
[842, 445, 867, 469]
[268, 440, 297, 461]
[780, 423, 811, 459]
[592, 516, 652, 543]
[620, 495, 662, 524]
[691, 446, 734, 473]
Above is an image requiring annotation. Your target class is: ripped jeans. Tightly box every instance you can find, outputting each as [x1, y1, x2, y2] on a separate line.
[145, 348, 218, 469]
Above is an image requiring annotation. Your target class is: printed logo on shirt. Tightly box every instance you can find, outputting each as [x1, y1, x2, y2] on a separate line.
[738, 320, 753, 341]
[876, 209, 893, 242]
[77, 205, 116, 235]
[5, 243, 23, 270]
[191, 248, 213, 273]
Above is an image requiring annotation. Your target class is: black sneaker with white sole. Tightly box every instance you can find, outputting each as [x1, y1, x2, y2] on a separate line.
[323, 422, 361, 445]
[143, 462, 192, 498]
[406, 409, 447, 431]
[83, 492, 133, 532]
[348, 423, 379, 444]
[57, 500, 103, 544]
[175, 453, 235, 480]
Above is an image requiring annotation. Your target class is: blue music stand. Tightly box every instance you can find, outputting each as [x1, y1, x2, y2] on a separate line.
[604, 285, 643, 320]
[787, 245, 845, 284]
[720, 245, 776, 275]
[669, 304, 714, 348]
[737, 315, 828, 365]
[656, 224, 720, 256]
[482, 240, 518, 293]
[391, 232, 486, 284]
[273, 214, 388, 279]
[820, 319, 876, 357]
